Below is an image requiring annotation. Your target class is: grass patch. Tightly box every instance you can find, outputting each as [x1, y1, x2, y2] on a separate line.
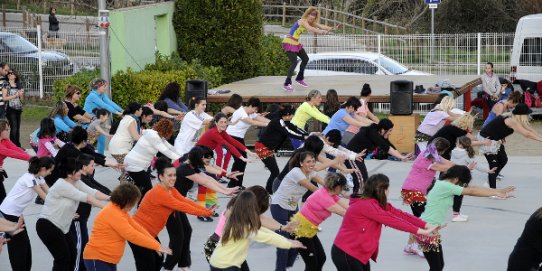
[22, 104, 52, 122]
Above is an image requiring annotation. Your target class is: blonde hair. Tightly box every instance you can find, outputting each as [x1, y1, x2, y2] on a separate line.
[302, 7, 320, 23]
[437, 96, 455, 112]
[452, 113, 474, 131]
[503, 112, 530, 126]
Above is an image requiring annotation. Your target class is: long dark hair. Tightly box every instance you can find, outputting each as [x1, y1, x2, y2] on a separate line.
[226, 185, 270, 215]
[340, 96, 362, 110]
[357, 173, 390, 209]
[288, 151, 315, 171]
[209, 112, 228, 129]
[428, 137, 450, 160]
[457, 136, 475, 158]
[123, 102, 142, 116]
[324, 89, 340, 115]
[225, 94, 243, 109]
[28, 156, 55, 174]
[187, 146, 206, 170]
[221, 191, 261, 245]
[158, 82, 181, 102]
[37, 118, 56, 139]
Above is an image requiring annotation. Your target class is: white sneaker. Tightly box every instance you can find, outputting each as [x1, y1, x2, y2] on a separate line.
[497, 173, 504, 179]
[452, 214, 469, 222]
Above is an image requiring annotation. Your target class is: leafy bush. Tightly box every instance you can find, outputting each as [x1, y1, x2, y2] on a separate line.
[173, 0, 264, 83]
[53, 61, 223, 109]
[259, 34, 289, 76]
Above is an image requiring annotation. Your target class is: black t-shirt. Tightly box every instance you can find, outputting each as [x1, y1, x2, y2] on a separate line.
[346, 124, 392, 155]
[508, 208, 542, 269]
[65, 101, 87, 121]
[428, 125, 467, 159]
[479, 116, 514, 141]
[45, 143, 107, 186]
[175, 163, 200, 197]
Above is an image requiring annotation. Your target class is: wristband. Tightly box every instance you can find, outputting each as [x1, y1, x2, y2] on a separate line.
[279, 225, 283, 232]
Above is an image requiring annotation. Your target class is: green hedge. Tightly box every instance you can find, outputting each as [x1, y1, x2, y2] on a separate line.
[53, 60, 223, 109]
[173, 0, 264, 83]
[259, 34, 289, 76]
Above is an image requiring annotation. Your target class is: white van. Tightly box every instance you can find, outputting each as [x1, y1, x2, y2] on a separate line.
[510, 13, 542, 82]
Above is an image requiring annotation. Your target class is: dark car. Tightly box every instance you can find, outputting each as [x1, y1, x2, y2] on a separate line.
[0, 31, 74, 94]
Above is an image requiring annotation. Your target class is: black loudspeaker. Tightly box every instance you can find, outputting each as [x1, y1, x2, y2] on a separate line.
[185, 80, 208, 104]
[390, 80, 413, 115]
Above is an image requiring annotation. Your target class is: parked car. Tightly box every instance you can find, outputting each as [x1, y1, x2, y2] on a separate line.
[296, 52, 432, 76]
[0, 31, 75, 94]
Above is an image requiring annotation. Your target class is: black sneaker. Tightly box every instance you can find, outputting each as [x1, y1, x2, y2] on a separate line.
[197, 216, 213, 222]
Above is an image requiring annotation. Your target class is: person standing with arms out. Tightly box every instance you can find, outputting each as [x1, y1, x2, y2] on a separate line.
[291, 172, 349, 271]
[83, 79, 123, 155]
[210, 190, 306, 271]
[0, 120, 31, 203]
[0, 63, 10, 119]
[478, 103, 542, 189]
[332, 173, 439, 271]
[255, 104, 308, 194]
[290, 90, 330, 149]
[481, 62, 501, 110]
[83, 183, 172, 271]
[129, 157, 214, 271]
[282, 7, 338, 92]
[2, 69, 24, 147]
[49, 7, 60, 38]
[36, 158, 110, 271]
[0, 156, 53, 271]
[226, 97, 269, 188]
[418, 165, 514, 271]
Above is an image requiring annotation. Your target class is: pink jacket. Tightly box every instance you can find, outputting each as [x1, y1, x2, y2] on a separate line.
[0, 138, 31, 167]
[333, 198, 426, 264]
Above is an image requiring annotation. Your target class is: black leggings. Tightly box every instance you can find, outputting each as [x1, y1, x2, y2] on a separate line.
[284, 48, 309, 85]
[331, 244, 370, 271]
[410, 202, 426, 217]
[261, 155, 280, 194]
[36, 218, 77, 271]
[127, 170, 152, 202]
[163, 212, 192, 269]
[423, 244, 444, 271]
[2, 211, 32, 271]
[129, 237, 163, 271]
[228, 136, 247, 188]
[298, 235, 326, 271]
[483, 144, 508, 188]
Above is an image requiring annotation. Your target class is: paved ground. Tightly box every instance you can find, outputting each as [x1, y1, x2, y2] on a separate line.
[1, 150, 541, 271]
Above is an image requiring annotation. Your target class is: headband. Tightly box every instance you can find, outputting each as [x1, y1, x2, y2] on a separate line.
[423, 143, 441, 162]
[309, 12, 317, 16]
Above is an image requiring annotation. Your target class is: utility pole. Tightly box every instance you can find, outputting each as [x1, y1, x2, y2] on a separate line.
[98, 0, 111, 97]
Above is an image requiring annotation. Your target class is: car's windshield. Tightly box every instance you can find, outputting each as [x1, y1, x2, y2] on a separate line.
[2, 35, 38, 54]
[377, 56, 408, 74]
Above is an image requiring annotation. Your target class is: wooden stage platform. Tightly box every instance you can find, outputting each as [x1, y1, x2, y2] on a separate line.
[207, 75, 479, 104]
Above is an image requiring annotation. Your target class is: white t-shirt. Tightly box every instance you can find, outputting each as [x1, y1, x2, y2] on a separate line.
[226, 107, 258, 138]
[272, 167, 317, 211]
[39, 178, 97, 233]
[109, 116, 137, 155]
[0, 173, 45, 217]
[174, 111, 212, 155]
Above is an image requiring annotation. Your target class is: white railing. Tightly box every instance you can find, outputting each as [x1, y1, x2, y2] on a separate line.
[300, 33, 515, 76]
[0, 26, 100, 97]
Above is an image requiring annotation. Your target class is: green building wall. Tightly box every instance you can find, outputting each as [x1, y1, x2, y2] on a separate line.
[109, 2, 176, 74]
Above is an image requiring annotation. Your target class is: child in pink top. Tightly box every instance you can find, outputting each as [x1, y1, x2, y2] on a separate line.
[36, 118, 65, 157]
[400, 137, 453, 256]
[203, 185, 296, 270]
[292, 173, 349, 271]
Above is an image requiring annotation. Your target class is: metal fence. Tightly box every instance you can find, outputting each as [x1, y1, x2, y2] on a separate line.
[300, 32, 515, 76]
[0, 26, 100, 97]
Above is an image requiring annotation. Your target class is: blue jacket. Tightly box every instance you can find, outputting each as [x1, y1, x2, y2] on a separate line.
[54, 115, 77, 133]
[83, 89, 122, 116]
